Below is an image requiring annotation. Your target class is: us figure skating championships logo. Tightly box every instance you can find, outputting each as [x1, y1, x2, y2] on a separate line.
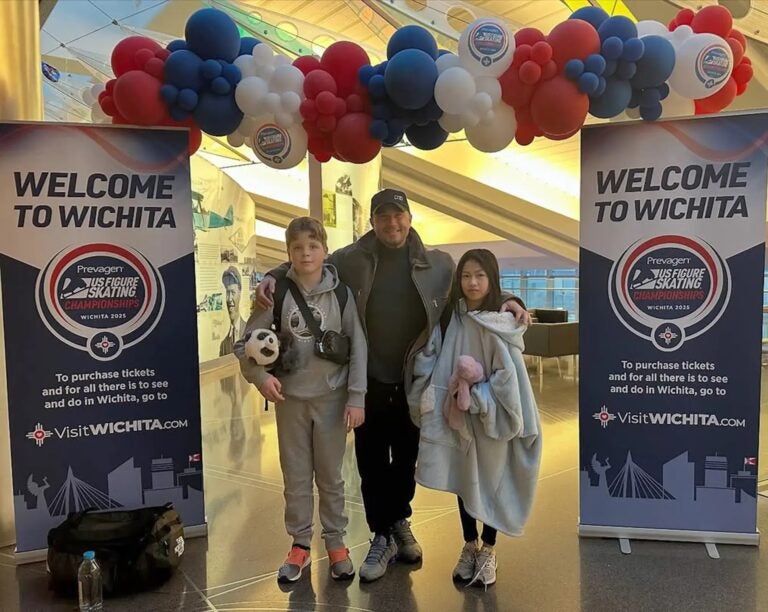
[36, 243, 165, 360]
[467, 21, 509, 67]
[608, 235, 730, 352]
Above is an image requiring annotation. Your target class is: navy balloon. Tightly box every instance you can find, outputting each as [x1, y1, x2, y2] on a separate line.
[165, 50, 205, 90]
[185, 8, 241, 62]
[640, 104, 662, 121]
[565, 59, 584, 80]
[598, 16, 637, 42]
[630, 36, 675, 90]
[194, 91, 243, 136]
[383, 128, 405, 147]
[370, 120, 389, 140]
[368, 74, 387, 99]
[406, 122, 448, 150]
[569, 6, 609, 29]
[178, 88, 199, 111]
[239, 37, 261, 56]
[589, 77, 632, 118]
[387, 25, 438, 60]
[359, 64, 376, 86]
[167, 39, 187, 52]
[384, 49, 438, 110]
[160, 84, 179, 104]
[221, 63, 242, 85]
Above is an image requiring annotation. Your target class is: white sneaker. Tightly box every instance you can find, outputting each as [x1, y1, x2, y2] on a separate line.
[452, 540, 477, 582]
[468, 544, 497, 588]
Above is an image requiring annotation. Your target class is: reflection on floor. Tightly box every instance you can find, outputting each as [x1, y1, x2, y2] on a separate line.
[2, 358, 768, 611]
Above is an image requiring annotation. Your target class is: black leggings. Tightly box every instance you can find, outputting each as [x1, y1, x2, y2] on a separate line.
[458, 497, 497, 546]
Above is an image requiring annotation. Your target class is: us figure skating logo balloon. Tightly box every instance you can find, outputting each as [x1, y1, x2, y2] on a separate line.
[254, 124, 291, 165]
[608, 235, 730, 351]
[696, 43, 731, 90]
[36, 243, 165, 360]
[467, 21, 509, 68]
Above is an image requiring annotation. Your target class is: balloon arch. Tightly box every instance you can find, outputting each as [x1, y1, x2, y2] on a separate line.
[89, 5, 753, 166]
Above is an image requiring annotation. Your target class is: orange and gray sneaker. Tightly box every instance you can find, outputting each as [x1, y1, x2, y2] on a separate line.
[277, 546, 311, 583]
[328, 547, 354, 581]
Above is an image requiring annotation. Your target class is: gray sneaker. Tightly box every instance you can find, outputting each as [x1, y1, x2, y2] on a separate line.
[359, 535, 397, 583]
[391, 519, 422, 563]
[468, 545, 497, 588]
[329, 547, 355, 581]
[452, 540, 477, 582]
[277, 546, 311, 583]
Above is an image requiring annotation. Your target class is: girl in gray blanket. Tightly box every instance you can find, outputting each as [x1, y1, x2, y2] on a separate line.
[408, 249, 542, 588]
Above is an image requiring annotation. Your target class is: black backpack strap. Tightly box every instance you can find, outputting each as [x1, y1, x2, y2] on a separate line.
[272, 278, 290, 333]
[334, 282, 348, 316]
[439, 302, 452, 339]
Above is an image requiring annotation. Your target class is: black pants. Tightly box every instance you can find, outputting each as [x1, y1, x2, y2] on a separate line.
[458, 497, 497, 546]
[354, 379, 420, 535]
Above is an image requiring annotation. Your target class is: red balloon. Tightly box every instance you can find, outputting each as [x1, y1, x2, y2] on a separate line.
[696, 78, 737, 113]
[515, 120, 540, 146]
[111, 36, 162, 77]
[294, 55, 322, 76]
[316, 114, 337, 133]
[736, 81, 748, 96]
[691, 5, 733, 38]
[334, 97, 347, 118]
[100, 95, 118, 118]
[300, 99, 319, 122]
[544, 127, 580, 141]
[676, 8, 695, 26]
[156, 48, 171, 61]
[513, 45, 532, 68]
[303, 120, 321, 139]
[531, 41, 553, 65]
[144, 57, 165, 80]
[105, 79, 116, 94]
[541, 60, 558, 81]
[668, 19, 678, 31]
[729, 30, 747, 52]
[113, 71, 166, 125]
[161, 117, 202, 156]
[727, 37, 744, 67]
[332, 113, 381, 164]
[547, 20, 600, 68]
[519, 61, 542, 85]
[346, 94, 364, 113]
[321, 42, 370, 99]
[315, 91, 337, 115]
[499, 67, 534, 109]
[515, 27, 545, 47]
[304, 69, 337, 98]
[135, 48, 154, 67]
[733, 62, 753, 85]
[530, 76, 588, 136]
[741, 56, 752, 66]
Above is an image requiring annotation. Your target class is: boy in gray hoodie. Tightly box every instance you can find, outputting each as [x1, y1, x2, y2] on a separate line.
[234, 217, 367, 583]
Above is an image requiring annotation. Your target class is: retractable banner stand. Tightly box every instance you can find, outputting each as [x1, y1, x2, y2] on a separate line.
[0, 123, 204, 558]
[579, 113, 768, 544]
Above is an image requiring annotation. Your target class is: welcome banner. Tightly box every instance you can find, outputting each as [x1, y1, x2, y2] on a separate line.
[0, 123, 204, 555]
[579, 113, 767, 543]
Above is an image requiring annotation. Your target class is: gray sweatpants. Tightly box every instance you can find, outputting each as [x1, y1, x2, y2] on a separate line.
[275, 390, 348, 551]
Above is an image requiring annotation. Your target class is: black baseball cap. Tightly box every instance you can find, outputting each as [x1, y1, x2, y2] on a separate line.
[371, 188, 409, 216]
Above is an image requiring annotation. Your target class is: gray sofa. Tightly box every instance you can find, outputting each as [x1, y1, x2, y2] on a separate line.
[523, 309, 578, 378]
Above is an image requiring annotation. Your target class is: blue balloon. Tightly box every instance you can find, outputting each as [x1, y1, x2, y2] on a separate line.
[629, 90, 641, 107]
[384, 49, 438, 110]
[622, 38, 645, 62]
[221, 63, 241, 85]
[584, 54, 607, 76]
[372, 103, 392, 121]
[406, 122, 448, 150]
[589, 77, 632, 118]
[616, 60, 637, 81]
[383, 127, 405, 147]
[630, 35, 675, 90]
[194, 91, 243, 136]
[376, 61, 388, 76]
[211, 76, 231, 95]
[604, 60, 617, 77]
[565, 59, 584, 79]
[640, 103, 662, 121]
[598, 16, 637, 42]
[359, 64, 376, 86]
[368, 74, 387, 99]
[640, 87, 662, 107]
[239, 37, 261, 56]
[659, 82, 670, 100]
[370, 120, 389, 140]
[201, 59, 223, 80]
[570, 6, 609, 30]
[165, 50, 204, 90]
[438, 49, 452, 57]
[387, 25, 438, 60]
[178, 88, 199, 111]
[425, 98, 443, 122]
[167, 39, 187, 52]
[595, 76, 607, 97]
[578, 72, 600, 95]
[185, 8, 241, 62]
[602, 37, 623, 61]
[389, 117, 407, 134]
[169, 107, 190, 122]
[160, 84, 179, 104]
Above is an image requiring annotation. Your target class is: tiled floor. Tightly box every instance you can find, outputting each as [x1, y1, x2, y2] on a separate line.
[2, 358, 767, 611]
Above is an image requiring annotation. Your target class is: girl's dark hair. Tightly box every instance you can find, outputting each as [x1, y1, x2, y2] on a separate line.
[454, 248, 502, 315]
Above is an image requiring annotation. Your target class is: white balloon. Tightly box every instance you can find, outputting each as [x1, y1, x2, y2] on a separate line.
[251, 118, 308, 169]
[480, 109, 495, 125]
[91, 82, 105, 98]
[436, 52, 460, 74]
[82, 88, 95, 106]
[252, 43, 274, 66]
[660, 87, 695, 118]
[238, 116, 258, 136]
[461, 110, 480, 128]
[458, 17, 515, 77]
[270, 65, 304, 93]
[227, 132, 245, 147]
[472, 92, 492, 115]
[434, 67, 476, 115]
[438, 113, 465, 133]
[475, 76, 502, 106]
[234, 54, 257, 78]
[636, 20, 669, 38]
[273, 54, 291, 67]
[669, 33, 733, 99]
[625, 106, 641, 119]
[253, 64, 275, 81]
[669, 25, 694, 48]
[244, 136, 253, 148]
[280, 91, 302, 114]
[90, 103, 109, 124]
[235, 77, 269, 116]
[264, 92, 282, 114]
[275, 111, 295, 128]
[465, 102, 516, 152]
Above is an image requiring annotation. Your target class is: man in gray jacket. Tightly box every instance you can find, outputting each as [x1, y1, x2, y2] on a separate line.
[257, 189, 530, 582]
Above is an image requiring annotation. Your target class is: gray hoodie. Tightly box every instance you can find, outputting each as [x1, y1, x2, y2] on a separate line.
[235, 264, 367, 407]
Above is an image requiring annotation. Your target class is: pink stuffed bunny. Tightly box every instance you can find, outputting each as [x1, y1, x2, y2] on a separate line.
[444, 355, 485, 432]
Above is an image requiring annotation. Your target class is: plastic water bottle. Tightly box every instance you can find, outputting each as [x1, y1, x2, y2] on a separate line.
[77, 551, 103, 611]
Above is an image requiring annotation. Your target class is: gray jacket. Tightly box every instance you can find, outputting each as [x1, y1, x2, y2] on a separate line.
[235, 264, 367, 407]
